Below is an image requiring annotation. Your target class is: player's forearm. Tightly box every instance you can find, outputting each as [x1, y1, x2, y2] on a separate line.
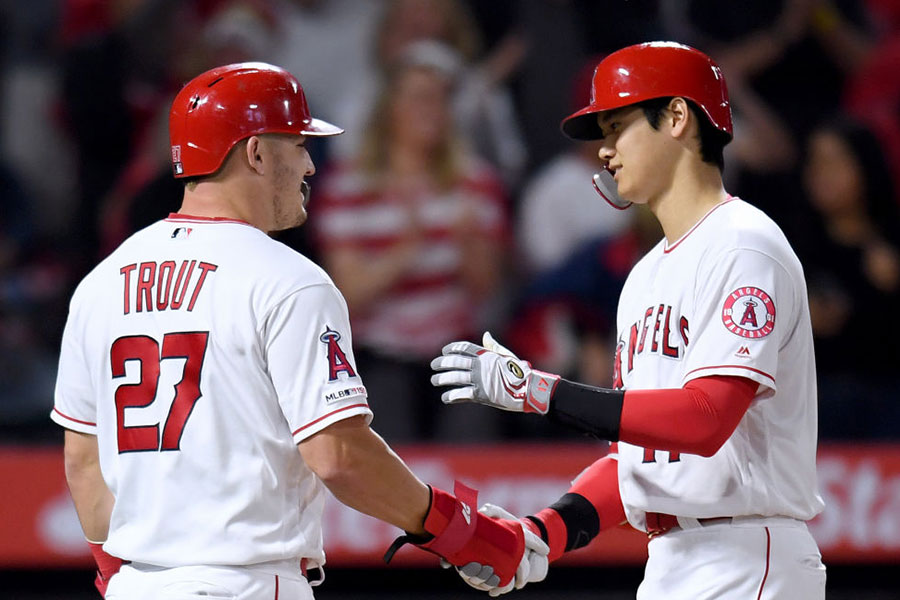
[526, 455, 624, 561]
[549, 376, 757, 457]
[63, 430, 114, 542]
[298, 417, 430, 534]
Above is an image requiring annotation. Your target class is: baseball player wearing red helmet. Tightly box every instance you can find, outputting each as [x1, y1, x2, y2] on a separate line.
[433, 42, 826, 598]
[52, 62, 547, 599]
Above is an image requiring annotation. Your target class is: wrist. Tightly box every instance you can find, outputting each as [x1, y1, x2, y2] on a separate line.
[524, 370, 560, 414]
[525, 508, 568, 562]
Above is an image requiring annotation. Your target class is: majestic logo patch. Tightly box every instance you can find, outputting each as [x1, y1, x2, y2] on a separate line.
[320, 326, 357, 381]
[722, 287, 776, 339]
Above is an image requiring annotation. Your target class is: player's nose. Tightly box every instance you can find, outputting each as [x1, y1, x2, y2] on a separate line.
[598, 143, 615, 164]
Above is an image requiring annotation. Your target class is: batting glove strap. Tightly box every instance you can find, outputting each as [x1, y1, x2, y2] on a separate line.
[385, 482, 525, 587]
[87, 541, 124, 598]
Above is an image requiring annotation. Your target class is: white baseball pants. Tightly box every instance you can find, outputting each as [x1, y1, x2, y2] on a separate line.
[637, 516, 826, 599]
[105, 561, 315, 600]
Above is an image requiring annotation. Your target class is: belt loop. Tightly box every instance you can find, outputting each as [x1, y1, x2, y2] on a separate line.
[676, 516, 702, 530]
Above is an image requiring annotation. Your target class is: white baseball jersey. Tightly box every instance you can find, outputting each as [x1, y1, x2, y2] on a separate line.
[612, 198, 824, 532]
[51, 214, 372, 570]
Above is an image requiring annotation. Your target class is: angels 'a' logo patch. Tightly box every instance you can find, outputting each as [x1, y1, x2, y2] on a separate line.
[722, 287, 776, 339]
[320, 326, 357, 381]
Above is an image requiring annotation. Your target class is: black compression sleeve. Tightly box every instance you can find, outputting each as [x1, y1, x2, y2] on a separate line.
[547, 378, 624, 441]
[548, 493, 600, 551]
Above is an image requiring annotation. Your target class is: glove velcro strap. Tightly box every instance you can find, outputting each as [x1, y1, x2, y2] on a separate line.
[422, 482, 478, 556]
[416, 482, 525, 586]
[525, 370, 560, 414]
[88, 541, 124, 597]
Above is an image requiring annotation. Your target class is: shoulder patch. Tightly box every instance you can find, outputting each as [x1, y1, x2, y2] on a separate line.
[721, 287, 776, 339]
[320, 326, 357, 380]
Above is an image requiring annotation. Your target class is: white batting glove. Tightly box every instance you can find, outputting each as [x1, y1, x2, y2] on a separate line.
[430, 332, 560, 414]
[447, 503, 550, 596]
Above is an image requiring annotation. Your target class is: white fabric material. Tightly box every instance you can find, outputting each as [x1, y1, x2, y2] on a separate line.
[614, 198, 824, 530]
[52, 217, 372, 568]
[637, 518, 825, 599]
[106, 561, 314, 600]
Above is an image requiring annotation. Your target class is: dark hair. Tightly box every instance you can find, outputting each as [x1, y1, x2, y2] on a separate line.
[637, 97, 728, 172]
[815, 116, 900, 246]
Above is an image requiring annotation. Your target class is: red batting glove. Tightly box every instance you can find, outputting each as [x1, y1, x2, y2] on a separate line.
[87, 541, 123, 598]
[384, 482, 525, 587]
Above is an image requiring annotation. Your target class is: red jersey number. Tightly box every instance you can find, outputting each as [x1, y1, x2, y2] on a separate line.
[111, 332, 209, 453]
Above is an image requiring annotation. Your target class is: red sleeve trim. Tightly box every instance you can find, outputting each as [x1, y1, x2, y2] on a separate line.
[53, 407, 96, 427]
[292, 403, 370, 436]
[684, 364, 775, 386]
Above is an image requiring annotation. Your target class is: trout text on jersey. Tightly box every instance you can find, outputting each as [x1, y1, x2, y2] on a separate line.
[120, 260, 218, 314]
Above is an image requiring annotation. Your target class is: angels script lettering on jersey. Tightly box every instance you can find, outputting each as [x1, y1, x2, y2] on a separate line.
[621, 303, 690, 374]
[120, 260, 218, 314]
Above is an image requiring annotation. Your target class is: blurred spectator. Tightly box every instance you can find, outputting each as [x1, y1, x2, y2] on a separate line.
[0, 164, 70, 440]
[331, 0, 528, 189]
[659, 0, 878, 240]
[799, 117, 900, 438]
[841, 0, 900, 203]
[96, 0, 280, 256]
[312, 42, 509, 442]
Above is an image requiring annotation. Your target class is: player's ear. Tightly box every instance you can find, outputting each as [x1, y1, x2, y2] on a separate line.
[244, 136, 264, 175]
[667, 97, 691, 139]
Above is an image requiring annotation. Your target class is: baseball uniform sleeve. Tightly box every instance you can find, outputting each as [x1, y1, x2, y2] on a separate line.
[51, 300, 98, 434]
[262, 283, 372, 443]
[682, 247, 796, 395]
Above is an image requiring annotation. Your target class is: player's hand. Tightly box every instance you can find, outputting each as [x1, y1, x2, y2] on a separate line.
[430, 332, 560, 414]
[451, 503, 549, 596]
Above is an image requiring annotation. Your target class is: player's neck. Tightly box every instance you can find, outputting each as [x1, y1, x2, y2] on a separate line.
[649, 164, 727, 244]
[179, 180, 259, 228]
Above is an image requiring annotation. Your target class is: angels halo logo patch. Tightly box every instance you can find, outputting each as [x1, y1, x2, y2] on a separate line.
[722, 287, 776, 339]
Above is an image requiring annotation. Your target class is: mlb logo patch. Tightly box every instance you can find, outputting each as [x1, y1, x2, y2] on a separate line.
[171, 145, 183, 175]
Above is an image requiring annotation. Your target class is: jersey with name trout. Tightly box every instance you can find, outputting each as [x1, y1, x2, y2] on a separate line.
[613, 198, 824, 532]
[51, 214, 372, 569]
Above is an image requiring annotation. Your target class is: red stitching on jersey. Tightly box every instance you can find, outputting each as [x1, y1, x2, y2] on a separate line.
[756, 527, 771, 600]
[663, 197, 735, 254]
[165, 213, 253, 226]
[52, 407, 96, 427]
[292, 403, 370, 436]
[684, 365, 775, 385]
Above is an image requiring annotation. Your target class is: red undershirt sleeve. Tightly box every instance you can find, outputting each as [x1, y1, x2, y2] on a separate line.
[619, 375, 758, 457]
[527, 454, 624, 561]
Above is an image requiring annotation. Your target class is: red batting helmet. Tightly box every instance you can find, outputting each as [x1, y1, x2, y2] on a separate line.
[561, 41, 732, 142]
[169, 62, 343, 178]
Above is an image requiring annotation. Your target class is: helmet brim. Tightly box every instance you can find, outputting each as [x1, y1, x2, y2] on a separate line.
[302, 117, 344, 137]
[561, 104, 608, 141]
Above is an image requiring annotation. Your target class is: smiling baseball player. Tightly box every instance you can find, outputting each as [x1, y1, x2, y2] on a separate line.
[432, 42, 826, 598]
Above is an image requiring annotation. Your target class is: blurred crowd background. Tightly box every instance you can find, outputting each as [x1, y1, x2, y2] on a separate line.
[2, 0, 900, 447]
